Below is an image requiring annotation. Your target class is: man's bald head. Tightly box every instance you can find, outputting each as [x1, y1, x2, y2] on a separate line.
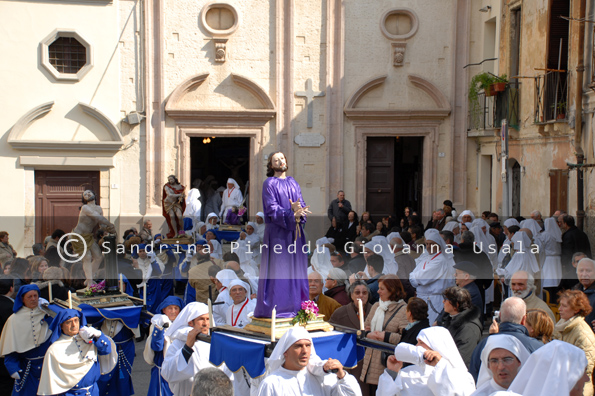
[226, 261, 241, 272]
[500, 297, 526, 324]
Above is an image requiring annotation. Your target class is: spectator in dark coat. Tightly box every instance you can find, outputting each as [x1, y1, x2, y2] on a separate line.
[574, 257, 595, 327]
[347, 238, 367, 274]
[440, 287, 483, 369]
[453, 261, 484, 314]
[0, 275, 14, 394]
[454, 230, 493, 309]
[469, 296, 543, 382]
[349, 253, 384, 305]
[561, 214, 592, 285]
[400, 297, 430, 346]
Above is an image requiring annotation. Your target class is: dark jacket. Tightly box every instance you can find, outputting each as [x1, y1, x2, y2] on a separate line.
[344, 222, 358, 245]
[348, 254, 367, 274]
[562, 226, 592, 270]
[470, 322, 544, 382]
[441, 305, 483, 369]
[464, 281, 484, 314]
[325, 226, 346, 252]
[0, 295, 14, 394]
[575, 281, 595, 326]
[327, 199, 352, 225]
[366, 275, 381, 305]
[400, 319, 430, 346]
[454, 242, 493, 291]
[324, 285, 351, 306]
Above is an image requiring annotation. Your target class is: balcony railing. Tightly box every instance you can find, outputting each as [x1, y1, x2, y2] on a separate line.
[468, 81, 520, 132]
[534, 71, 568, 123]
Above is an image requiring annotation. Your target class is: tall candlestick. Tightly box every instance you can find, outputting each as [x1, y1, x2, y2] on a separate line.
[358, 299, 364, 331]
[48, 283, 53, 303]
[208, 298, 214, 328]
[143, 283, 147, 306]
[120, 274, 124, 294]
[270, 305, 277, 342]
[68, 291, 72, 309]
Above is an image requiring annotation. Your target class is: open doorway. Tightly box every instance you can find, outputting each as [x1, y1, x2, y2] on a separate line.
[190, 136, 250, 217]
[366, 136, 423, 220]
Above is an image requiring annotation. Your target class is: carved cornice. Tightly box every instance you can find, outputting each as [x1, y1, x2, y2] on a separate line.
[407, 75, 450, 110]
[344, 75, 387, 110]
[165, 73, 210, 112]
[345, 109, 451, 123]
[231, 74, 276, 110]
[8, 102, 123, 152]
[166, 109, 276, 127]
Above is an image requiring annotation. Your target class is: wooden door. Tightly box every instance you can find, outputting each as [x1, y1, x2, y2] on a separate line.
[366, 137, 395, 219]
[35, 171, 100, 243]
[549, 169, 569, 215]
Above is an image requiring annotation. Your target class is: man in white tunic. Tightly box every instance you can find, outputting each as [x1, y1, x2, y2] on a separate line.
[376, 327, 475, 396]
[225, 279, 256, 329]
[220, 178, 243, 224]
[184, 180, 203, 238]
[471, 334, 529, 396]
[162, 302, 224, 396]
[257, 327, 361, 396]
[409, 229, 455, 324]
[213, 269, 238, 326]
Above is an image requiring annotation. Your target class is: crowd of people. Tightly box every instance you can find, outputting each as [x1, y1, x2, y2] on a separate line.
[0, 186, 593, 395]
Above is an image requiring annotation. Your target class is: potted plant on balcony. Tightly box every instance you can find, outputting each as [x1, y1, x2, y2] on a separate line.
[469, 72, 497, 102]
[490, 74, 508, 93]
[556, 101, 566, 119]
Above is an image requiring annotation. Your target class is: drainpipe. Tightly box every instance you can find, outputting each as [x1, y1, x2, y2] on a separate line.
[575, 0, 586, 231]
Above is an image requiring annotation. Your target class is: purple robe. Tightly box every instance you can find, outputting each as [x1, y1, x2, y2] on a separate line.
[254, 176, 309, 318]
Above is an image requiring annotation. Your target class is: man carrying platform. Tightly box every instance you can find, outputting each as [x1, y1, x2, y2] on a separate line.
[37, 309, 117, 396]
[256, 327, 361, 396]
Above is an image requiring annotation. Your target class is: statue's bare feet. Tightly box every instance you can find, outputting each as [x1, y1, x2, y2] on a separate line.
[84, 279, 96, 289]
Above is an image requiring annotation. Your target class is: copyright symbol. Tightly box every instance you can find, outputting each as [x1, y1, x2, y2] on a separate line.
[58, 233, 87, 264]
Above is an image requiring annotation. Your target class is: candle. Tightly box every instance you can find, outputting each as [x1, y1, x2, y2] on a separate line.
[68, 291, 72, 309]
[271, 305, 277, 342]
[208, 298, 214, 328]
[120, 274, 124, 294]
[143, 283, 147, 306]
[358, 299, 364, 331]
[48, 283, 53, 303]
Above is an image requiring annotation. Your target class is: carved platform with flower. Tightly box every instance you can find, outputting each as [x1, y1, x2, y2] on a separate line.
[244, 315, 334, 339]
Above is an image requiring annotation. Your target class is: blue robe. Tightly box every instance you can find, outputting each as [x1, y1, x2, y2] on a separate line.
[139, 261, 164, 314]
[253, 176, 309, 318]
[4, 338, 51, 396]
[96, 327, 135, 396]
[52, 333, 113, 396]
[147, 326, 173, 396]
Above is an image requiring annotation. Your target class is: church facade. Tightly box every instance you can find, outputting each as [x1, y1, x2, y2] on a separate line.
[1, 0, 591, 253]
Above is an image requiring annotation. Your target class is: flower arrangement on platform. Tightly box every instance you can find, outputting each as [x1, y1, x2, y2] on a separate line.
[291, 300, 319, 326]
[84, 280, 106, 297]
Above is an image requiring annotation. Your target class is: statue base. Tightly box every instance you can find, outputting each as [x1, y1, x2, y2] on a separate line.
[55, 291, 137, 309]
[244, 315, 334, 340]
[219, 224, 243, 231]
[160, 235, 195, 244]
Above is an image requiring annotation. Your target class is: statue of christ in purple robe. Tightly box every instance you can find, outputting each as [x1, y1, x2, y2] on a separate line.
[254, 152, 311, 318]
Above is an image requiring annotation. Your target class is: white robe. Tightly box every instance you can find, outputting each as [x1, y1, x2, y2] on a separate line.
[255, 223, 265, 241]
[256, 366, 362, 396]
[226, 298, 257, 329]
[213, 288, 233, 326]
[470, 378, 505, 396]
[409, 252, 455, 324]
[377, 359, 475, 396]
[183, 188, 202, 221]
[161, 329, 218, 396]
[209, 239, 223, 259]
[220, 179, 243, 220]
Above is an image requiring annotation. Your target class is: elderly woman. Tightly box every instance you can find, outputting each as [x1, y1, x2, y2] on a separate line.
[324, 268, 350, 305]
[330, 280, 373, 395]
[525, 309, 554, 344]
[575, 258, 595, 327]
[360, 274, 409, 394]
[554, 290, 595, 396]
[440, 286, 483, 368]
